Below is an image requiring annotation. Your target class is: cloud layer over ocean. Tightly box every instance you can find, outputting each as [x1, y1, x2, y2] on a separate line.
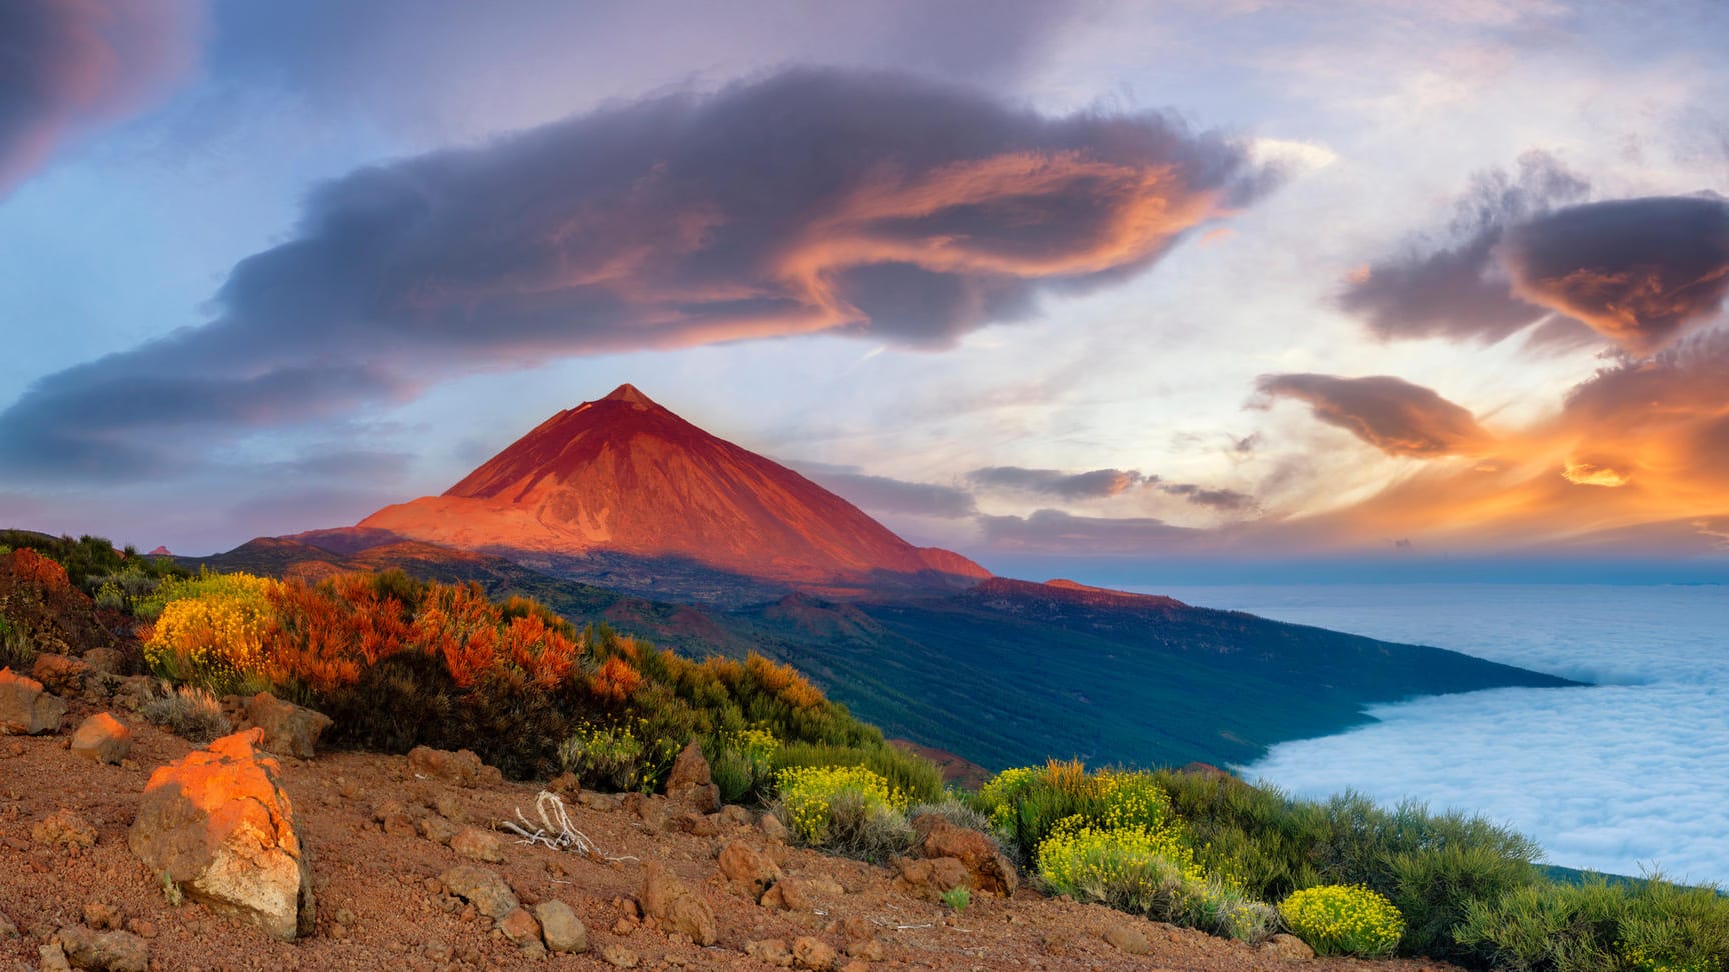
[1171, 584, 1729, 884]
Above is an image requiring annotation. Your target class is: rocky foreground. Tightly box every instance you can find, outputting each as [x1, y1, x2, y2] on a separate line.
[0, 665, 1461, 972]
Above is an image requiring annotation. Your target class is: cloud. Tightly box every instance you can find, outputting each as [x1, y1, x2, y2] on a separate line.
[0, 0, 198, 196]
[791, 463, 977, 519]
[969, 466, 1147, 500]
[969, 464, 1256, 512]
[1501, 195, 1729, 355]
[0, 67, 1272, 479]
[1241, 586, 1729, 884]
[1338, 151, 1589, 344]
[977, 509, 1203, 554]
[1255, 373, 1493, 458]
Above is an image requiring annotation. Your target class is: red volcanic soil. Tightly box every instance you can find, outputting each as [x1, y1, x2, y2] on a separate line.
[355, 384, 989, 591]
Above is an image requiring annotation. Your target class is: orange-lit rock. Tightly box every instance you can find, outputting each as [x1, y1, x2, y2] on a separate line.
[127, 729, 315, 941]
[70, 711, 132, 764]
[0, 667, 66, 735]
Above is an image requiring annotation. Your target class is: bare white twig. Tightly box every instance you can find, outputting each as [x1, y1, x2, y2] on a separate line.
[502, 790, 637, 862]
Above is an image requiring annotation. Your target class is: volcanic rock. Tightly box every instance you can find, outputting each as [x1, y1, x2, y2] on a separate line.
[440, 865, 518, 919]
[70, 712, 131, 765]
[641, 862, 716, 946]
[664, 740, 720, 813]
[533, 900, 587, 953]
[54, 926, 148, 972]
[914, 815, 1018, 895]
[0, 667, 67, 735]
[127, 729, 314, 940]
[243, 692, 332, 759]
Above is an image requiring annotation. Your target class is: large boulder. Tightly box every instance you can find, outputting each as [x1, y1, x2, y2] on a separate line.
[70, 712, 132, 765]
[641, 862, 717, 945]
[913, 815, 1019, 895]
[243, 693, 332, 759]
[664, 741, 720, 813]
[128, 729, 315, 940]
[0, 667, 67, 735]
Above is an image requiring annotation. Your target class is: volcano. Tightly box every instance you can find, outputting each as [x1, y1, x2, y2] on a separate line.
[347, 384, 988, 594]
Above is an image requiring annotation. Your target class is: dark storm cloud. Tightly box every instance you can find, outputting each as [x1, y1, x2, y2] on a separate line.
[791, 463, 977, 519]
[0, 0, 196, 195]
[0, 67, 1271, 478]
[1338, 151, 1589, 343]
[1256, 373, 1492, 458]
[976, 509, 1202, 554]
[1502, 195, 1729, 354]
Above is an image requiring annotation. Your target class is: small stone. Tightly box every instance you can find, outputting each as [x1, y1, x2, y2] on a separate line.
[30, 654, 91, 696]
[600, 943, 639, 968]
[33, 809, 96, 848]
[534, 900, 587, 953]
[0, 911, 17, 938]
[746, 938, 794, 967]
[1104, 923, 1152, 955]
[82, 902, 123, 930]
[641, 862, 716, 946]
[380, 812, 417, 838]
[439, 865, 519, 920]
[845, 938, 885, 961]
[406, 746, 502, 787]
[124, 919, 156, 939]
[1265, 932, 1316, 961]
[677, 811, 719, 837]
[433, 792, 468, 823]
[418, 814, 461, 845]
[81, 648, 126, 676]
[759, 812, 790, 842]
[496, 907, 541, 946]
[791, 935, 837, 970]
[55, 926, 148, 972]
[450, 826, 505, 862]
[38, 941, 72, 972]
[71, 712, 133, 765]
[242, 693, 332, 759]
[717, 840, 781, 896]
[0, 667, 67, 735]
[719, 804, 753, 828]
[760, 877, 812, 912]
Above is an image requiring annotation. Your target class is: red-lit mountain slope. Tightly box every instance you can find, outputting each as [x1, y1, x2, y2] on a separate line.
[351, 384, 988, 594]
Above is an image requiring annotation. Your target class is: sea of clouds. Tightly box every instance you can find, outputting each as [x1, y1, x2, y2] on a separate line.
[1148, 583, 1729, 886]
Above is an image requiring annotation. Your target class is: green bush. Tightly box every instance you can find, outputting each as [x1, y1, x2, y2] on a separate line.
[0, 616, 34, 670]
[1279, 884, 1405, 957]
[770, 740, 943, 806]
[140, 685, 232, 743]
[557, 722, 662, 793]
[1456, 874, 1729, 972]
[774, 764, 913, 860]
[708, 727, 779, 804]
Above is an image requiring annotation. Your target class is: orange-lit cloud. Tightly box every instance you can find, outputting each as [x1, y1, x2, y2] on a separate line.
[0, 0, 197, 196]
[1501, 196, 1729, 355]
[1262, 330, 1729, 555]
[1255, 373, 1494, 458]
[0, 68, 1273, 476]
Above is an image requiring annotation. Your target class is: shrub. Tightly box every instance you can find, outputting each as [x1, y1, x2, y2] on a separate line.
[1279, 885, 1406, 958]
[1036, 816, 1202, 909]
[141, 572, 279, 693]
[770, 741, 943, 806]
[775, 764, 912, 859]
[941, 886, 971, 913]
[0, 616, 34, 670]
[908, 797, 994, 836]
[558, 723, 656, 792]
[709, 727, 779, 804]
[975, 761, 1178, 866]
[141, 685, 232, 743]
[1455, 875, 1729, 972]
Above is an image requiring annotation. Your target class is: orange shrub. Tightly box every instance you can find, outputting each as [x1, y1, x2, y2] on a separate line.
[591, 656, 642, 703]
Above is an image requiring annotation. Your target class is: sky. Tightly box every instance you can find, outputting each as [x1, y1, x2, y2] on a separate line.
[2, 0, 1728, 581]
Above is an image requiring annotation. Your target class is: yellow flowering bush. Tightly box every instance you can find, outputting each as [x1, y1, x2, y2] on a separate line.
[1279, 885, 1405, 957]
[142, 572, 280, 690]
[776, 764, 908, 845]
[1622, 944, 1717, 972]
